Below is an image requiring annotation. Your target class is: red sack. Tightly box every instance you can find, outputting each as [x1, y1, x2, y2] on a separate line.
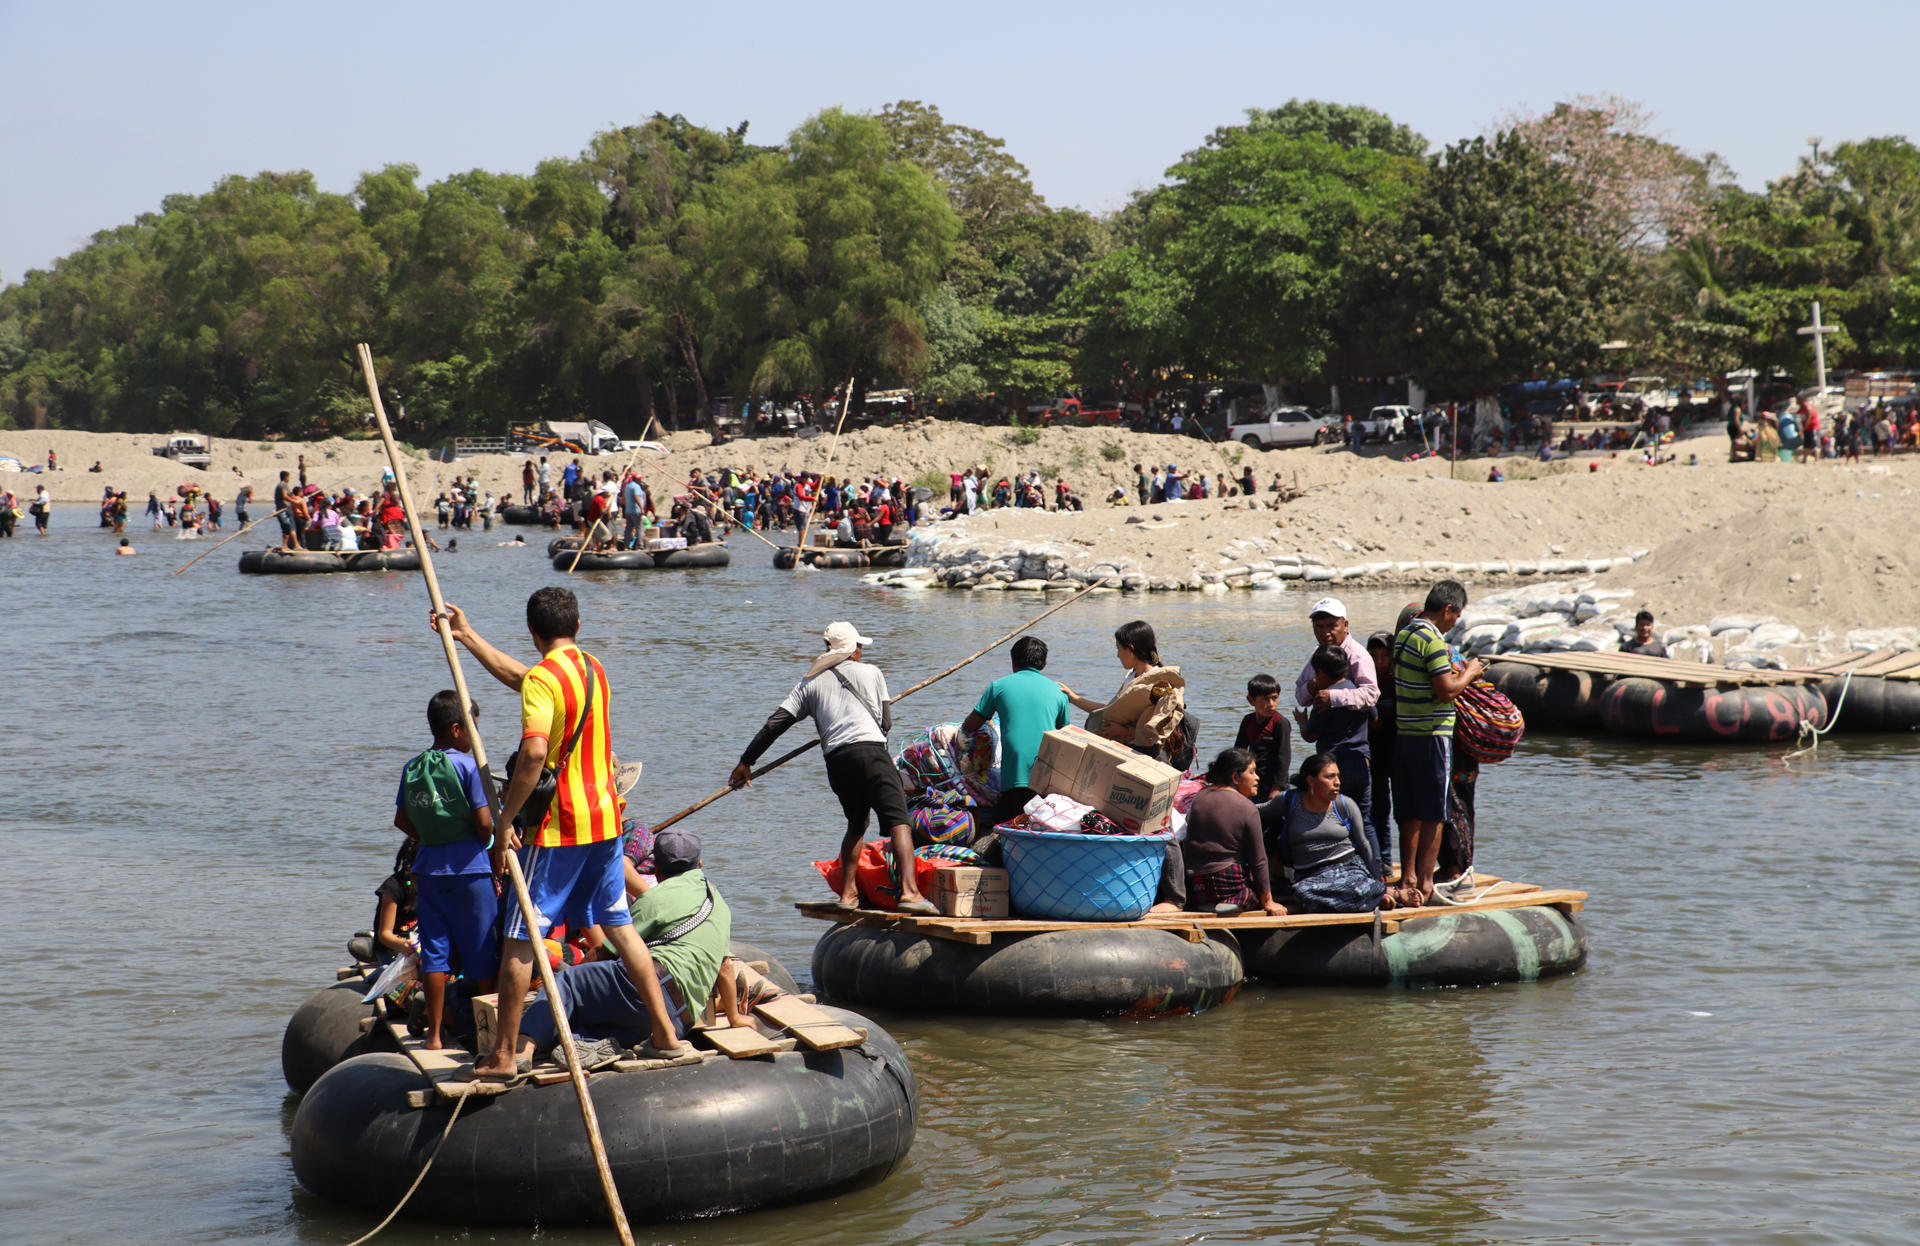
[814, 840, 940, 910]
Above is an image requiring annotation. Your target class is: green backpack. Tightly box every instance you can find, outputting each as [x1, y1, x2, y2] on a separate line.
[402, 749, 480, 846]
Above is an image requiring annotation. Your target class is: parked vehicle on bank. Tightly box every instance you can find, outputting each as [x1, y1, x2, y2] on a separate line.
[1229, 406, 1336, 448]
[1352, 405, 1415, 443]
[151, 433, 212, 470]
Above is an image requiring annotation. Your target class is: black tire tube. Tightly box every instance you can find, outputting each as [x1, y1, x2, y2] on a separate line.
[654, 544, 730, 568]
[281, 940, 802, 1095]
[289, 1004, 916, 1226]
[498, 505, 540, 525]
[811, 924, 1244, 1018]
[812, 550, 870, 569]
[282, 977, 394, 1094]
[868, 546, 907, 568]
[1817, 674, 1920, 733]
[546, 536, 585, 558]
[1598, 677, 1825, 741]
[239, 549, 338, 574]
[553, 550, 654, 571]
[1485, 662, 1599, 730]
[772, 546, 798, 569]
[1240, 905, 1588, 988]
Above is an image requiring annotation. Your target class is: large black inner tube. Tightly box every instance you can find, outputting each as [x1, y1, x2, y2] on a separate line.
[553, 549, 654, 571]
[811, 924, 1243, 1018]
[1818, 674, 1920, 733]
[1599, 677, 1825, 741]
[654, 544, 729, 568]
[1240, 905, 1588, 988]
[290, 1003, 916, 1226]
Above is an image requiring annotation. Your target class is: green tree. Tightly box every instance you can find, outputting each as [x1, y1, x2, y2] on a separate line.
[1365, 132, 1619, 397]
[1235, 99, 1429, 158]
[749, 108, 958, 397]
[1075, 127, 1420, 392]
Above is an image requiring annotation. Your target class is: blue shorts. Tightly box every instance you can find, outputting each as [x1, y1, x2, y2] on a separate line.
[415, 873, 500, 977]
[518, 959, 691, 1055]
[505, 838, 630, 941]
[1392, 733, 1452, 824]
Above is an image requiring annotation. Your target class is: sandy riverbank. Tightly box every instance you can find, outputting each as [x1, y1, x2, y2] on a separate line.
[6, 422, 1915, 638]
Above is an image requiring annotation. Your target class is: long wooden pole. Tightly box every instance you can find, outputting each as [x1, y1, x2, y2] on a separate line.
[171, 506, 287, 575]
[356, 345, 636, 1246]
[565, 416, 659, 574]
[789, 377, 855, 562]
[648, 575, 1110, 834]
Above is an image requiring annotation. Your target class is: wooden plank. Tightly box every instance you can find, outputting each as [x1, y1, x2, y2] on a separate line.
[1492, 649, 1803, 686]
[786, 1023, 868, 1052]
[702, 1025, 785, 1058]
[1383, 888, 1589, 923]
[753, 995, 868, 1050]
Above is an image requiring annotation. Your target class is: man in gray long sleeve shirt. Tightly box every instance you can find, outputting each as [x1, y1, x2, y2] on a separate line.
[728, 621, 937, 916]
[1293, 596, 1387, 876]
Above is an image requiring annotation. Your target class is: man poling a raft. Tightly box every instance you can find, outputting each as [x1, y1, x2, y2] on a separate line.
[730, 622, 938, 915]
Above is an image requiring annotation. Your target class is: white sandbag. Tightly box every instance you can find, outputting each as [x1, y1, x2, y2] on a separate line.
[1479, 561, 1512, 574]
[1276, 565, 1305, 580]
[1747, 622, 1803, 648]
[1709, 614, 1775, 635]
[1458, 609, 1515, 632]
[1304, 566, 1337, 582]
[1723, 647, 1788, 671]
[1461, 623, 1507, 655]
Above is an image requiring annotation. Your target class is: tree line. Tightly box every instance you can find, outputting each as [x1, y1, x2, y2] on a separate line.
[3, 97, 1917, 438]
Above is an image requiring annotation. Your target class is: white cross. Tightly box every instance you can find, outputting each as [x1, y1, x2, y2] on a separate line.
[1797, 300, 1838, 395]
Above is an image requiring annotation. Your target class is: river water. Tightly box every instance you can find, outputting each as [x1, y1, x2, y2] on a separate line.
[4, 507, 1915, 1245]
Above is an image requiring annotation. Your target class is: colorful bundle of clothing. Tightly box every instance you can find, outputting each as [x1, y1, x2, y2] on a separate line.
[895, 721, 1002, 808]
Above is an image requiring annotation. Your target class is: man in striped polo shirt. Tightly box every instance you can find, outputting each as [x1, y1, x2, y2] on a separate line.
[438, 587, 686, 1078]
[1389, 580, 1486, 907]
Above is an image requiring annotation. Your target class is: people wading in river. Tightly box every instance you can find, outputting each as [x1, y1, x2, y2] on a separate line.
[436, 588, 688, 1078]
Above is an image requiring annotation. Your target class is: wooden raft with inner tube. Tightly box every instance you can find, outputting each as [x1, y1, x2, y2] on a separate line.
[772, 543, 909, 570]
[1485, 647, 1920, 741]
[800, 874, 1588, 1013]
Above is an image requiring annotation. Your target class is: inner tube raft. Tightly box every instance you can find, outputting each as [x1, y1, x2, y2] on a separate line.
[1599, 677, 1825, 741]
[498, 505, 543, 525]
[811, 924, 1242, 1018]
[1815, 674, 1920, 733]
[281, 940, 802, 1095]
[290, 1002, 915, 1226]
[1240, 905, 1587, 988]
[654, 544, 729, 568]
[238, 548, 422, 574]
[553, 549, 653, 571]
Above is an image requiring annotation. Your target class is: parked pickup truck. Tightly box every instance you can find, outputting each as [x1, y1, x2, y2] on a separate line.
[151, 433, 212, 470]
[1229, 407, 1335, 448]
[1351, 405, 1415, 444]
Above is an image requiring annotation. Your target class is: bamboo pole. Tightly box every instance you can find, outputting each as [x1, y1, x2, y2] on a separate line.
[355, 344, 636, 1246]
[648, 575, 1110, 834]
[789, 377, 855, 562]
[565, 416, 659, 574]
[170, 506, 287, 575]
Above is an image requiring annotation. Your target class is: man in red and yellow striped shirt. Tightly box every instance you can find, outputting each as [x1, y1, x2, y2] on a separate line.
[437, 588, 685, 1078]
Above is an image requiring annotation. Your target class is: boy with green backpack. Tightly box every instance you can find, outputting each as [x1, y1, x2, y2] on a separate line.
[394, 690, 501, 1050]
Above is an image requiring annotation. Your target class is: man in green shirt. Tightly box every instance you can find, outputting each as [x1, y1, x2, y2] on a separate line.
[962, 636, 1071, 827]
[1389, 580, 1485, 906]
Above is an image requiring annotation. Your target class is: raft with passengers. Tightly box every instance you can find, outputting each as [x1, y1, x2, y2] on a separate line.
[729, 598, 1585, 1021]
[545, 535, 731, 570]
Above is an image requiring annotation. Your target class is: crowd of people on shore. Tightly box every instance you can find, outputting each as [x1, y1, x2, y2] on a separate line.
[1728, 396, 1920, 463]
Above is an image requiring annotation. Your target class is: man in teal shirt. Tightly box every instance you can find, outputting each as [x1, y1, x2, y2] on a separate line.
[963, 636, 1071, 827]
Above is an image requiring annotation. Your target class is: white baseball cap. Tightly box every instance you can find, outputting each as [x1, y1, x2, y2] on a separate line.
[1308, 597, 1348, 620]
[823, 621, 874, 650]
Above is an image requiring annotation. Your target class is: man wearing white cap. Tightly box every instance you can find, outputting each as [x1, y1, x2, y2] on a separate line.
[1294, 596, 1384, 871]
[730, 622, 938, 915]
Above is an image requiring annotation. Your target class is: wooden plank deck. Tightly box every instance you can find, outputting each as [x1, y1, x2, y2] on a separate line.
[797, 878, 1586, 945]
[1489, 649, 1807, 687]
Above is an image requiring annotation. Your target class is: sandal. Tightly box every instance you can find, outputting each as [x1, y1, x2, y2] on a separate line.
[564, 1037, 625, 1071]
[896, 898, 940, 917]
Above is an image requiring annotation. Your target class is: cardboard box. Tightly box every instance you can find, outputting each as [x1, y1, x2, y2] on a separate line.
[931, 866, 1010, 918]
[1029, 725, 1181, 835]
[472, 990, 540, 1055]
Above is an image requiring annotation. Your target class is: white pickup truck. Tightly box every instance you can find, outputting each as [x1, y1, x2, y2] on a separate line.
[1350, 405, 1415, 444]
[1229, 406, 1335, 448]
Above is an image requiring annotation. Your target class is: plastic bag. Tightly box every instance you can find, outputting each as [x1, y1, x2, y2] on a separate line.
[814, 840, 941, 910]
[361, 951, 418, 1002]
[1023, 792, 1096, 833]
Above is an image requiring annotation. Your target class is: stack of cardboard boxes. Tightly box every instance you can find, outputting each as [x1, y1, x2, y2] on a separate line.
[926, 726, 1181, 920]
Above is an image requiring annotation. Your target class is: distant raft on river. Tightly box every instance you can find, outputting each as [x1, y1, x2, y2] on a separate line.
[1486, 647, 1920, 741]
[238, 548, 421, 574]
[772, 543, 909, 570]
[544, 536, 731, 570]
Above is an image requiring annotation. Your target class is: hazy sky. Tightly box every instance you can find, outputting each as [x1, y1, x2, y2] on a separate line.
[4, 0, 1916, 284]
